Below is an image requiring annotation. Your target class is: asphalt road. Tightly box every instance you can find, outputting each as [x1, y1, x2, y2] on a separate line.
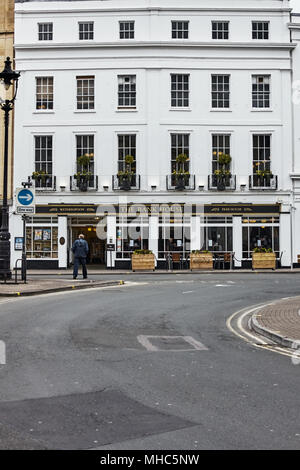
[0, 272, 300, 450]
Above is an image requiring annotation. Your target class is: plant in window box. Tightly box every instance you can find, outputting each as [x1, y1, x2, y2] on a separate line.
[252, 247, 276, 270]
[190, 249, 213, 270]
[131, 249, 155, 271]
[213, 153, 232, 190]
[256, 169, 273, 187]
[32, 170, 50, 186]
[117, 154, 136, 190]
[173, 153, 190, 190]
[74, 153, 93, 191]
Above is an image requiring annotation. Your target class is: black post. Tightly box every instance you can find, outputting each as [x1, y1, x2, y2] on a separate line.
[21, 214, 27, 283]
[0, 57, 20, 281]
[0, 101, 12, 280]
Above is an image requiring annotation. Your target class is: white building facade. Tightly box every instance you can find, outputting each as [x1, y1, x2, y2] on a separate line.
[11, 0, 296, 269]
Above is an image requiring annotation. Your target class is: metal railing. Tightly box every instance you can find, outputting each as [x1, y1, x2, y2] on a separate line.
[249, 174, 278, 190]
[28, 176, 56, 191]
[112, 174, 141, 191]
[70, 175, 98, 191]
[166, 174, 196, 191]
[208, 175, 236, 191]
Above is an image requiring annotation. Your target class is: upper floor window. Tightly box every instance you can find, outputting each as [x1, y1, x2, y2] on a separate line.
[252, 75, 270, 108]
[76, 135, 94, 175]
[36, 77, 53, 110]
[211, 75, 230, 109]
[76, 76, 95, 110]
[171, 74, 189, 108]
[253, 134, 271, 174]
[212, 21, 229, 40]
[171, 134, 190, 174]
[119, 21, 134, 39]
[38, 23, 53, 41]
[34, 135, 54, 189]
[252, 21, 269, 40]
[172, 21, 189, 39]
[79, 22, 94, 40]
[118, 75, 136, 108]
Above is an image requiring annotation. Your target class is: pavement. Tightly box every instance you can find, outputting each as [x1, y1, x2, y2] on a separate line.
[0, 278, 124, 296]
[251, 296, 300, 349]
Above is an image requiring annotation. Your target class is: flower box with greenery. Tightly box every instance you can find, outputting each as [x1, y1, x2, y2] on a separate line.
[172, 153, 190, 190]
[213, 153, 232, 191]
[74, 153, 94, 191]
[190, 250, 213, 270]
[252, 161, 273, 187]
[32, 170, 51, 188]
[117, 154, 136, 190]
[131, 249, 155, 271]
[252, 247, 276, 270]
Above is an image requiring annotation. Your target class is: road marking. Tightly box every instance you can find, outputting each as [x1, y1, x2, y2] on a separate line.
[226, 302, 297, 359]
[137, 335, 208, 352]
[182, 291, 194, 294]
[215, 284, 232, 287]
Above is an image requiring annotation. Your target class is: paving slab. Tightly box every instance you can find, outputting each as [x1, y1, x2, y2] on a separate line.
[251, 296, 300, 348]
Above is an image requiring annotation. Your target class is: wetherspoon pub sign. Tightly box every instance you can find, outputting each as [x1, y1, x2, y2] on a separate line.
[36, 203, 281, 216]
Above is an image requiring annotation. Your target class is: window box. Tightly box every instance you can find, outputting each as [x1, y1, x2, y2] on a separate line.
[167, 174, 195, 191]
[249, 174, 277, 190]
[112, 174, 140, 191]
[208, 175, 236, 191]
[252, 251, 276, 270]
[132, 252, 155, 272]
[70, 175, 98, 192]
[29, 175, 56, 191]
[190, 252, 213, 270]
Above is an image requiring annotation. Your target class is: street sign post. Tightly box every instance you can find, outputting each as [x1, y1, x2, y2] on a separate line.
[15, 188, 35, 214]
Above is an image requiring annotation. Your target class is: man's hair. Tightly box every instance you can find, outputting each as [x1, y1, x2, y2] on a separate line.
[79, 234, 85, 239]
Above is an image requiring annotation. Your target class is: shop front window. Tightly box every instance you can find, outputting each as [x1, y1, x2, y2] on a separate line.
[26, 223, 58, 258]
[202, 226, 232, 252]
[158, 224, 191, 258]
[242, 217, 279, 258]
[116, 221, 149, 258]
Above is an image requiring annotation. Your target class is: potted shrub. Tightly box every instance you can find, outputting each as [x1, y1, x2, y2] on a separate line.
[190, 250, 213, 270]
[173, 153, 190, 190]
[118, 154, 135, 190]
[252, 247, 276, 270]
[32, 170, 50, 187]
[256, 169, 273, 188]
[74, 153, 93, 191]
[214, 153, 232, 191]
[132, 249, 155, 271]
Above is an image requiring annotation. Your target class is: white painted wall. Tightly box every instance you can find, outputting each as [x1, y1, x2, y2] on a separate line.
[11, 0, 295, 268]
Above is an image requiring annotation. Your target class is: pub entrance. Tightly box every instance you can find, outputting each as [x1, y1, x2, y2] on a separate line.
[70, 217, 106, 267]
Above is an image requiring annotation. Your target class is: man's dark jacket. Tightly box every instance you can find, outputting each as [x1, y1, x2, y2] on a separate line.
[72, 239, 89, 258]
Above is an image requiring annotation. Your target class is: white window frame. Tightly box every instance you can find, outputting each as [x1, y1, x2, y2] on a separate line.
[38, 22, 53, 41]
[211, 74, 230, 109]
[252, 75, 271, 109]
[119, 21, 135, 39]
[212, 21, 229, 40]
[36, 77, 54, 111]
[171, 21, 189, 39]
[171, 74, 190, 108]
[78, 22, 94, 40]
[118, 75, 136, 108]
[76, 76, 95, 110]
[252, 21, 269, 40]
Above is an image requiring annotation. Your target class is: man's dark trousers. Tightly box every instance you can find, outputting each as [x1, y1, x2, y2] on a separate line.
[73, 256, 87, 279]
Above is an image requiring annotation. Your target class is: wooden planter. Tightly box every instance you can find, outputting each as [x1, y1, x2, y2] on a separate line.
[252, 252, 276, 270]
[132, 253, 155, 271]
[190, 252, 213, 270]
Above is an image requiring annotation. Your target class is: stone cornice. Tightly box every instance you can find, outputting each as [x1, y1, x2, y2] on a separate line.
[15, 41, 296, 51]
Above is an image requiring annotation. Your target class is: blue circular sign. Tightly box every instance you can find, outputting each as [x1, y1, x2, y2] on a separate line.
[17, 189, 34, 206]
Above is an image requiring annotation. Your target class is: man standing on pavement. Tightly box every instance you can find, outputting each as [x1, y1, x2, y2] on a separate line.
[72, 234, 89, 279]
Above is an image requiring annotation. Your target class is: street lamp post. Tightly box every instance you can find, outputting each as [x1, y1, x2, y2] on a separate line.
[0, 57, 20, 281]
